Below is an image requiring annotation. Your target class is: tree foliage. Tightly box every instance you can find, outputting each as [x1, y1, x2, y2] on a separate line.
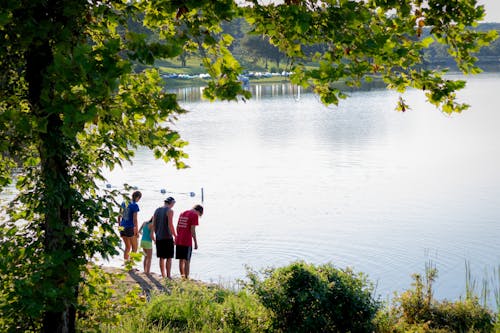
[245, 0, 497, 111]
[242, 35, 287, 70]
[0, 0, 497, 332]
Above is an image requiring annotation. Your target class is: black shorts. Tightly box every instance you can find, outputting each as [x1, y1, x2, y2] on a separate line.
[156, 238, 174, 259]
[120, 227, 134, 238]
[175, 245, 192, 261]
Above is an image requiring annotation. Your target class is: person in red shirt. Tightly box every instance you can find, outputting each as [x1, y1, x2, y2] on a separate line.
[175, 204, 203, 279]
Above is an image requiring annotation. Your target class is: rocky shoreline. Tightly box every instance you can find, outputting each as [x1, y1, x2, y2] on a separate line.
[99, 266, 214, 297]
[100, 266, 168, 295]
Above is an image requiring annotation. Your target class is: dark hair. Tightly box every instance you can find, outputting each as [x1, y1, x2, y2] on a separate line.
[165, 197, 175, 204]
[132, 190, 142, 201]
[193, 204, 203, 216]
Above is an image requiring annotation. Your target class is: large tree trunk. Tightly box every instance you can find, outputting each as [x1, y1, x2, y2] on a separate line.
[26, 13, 79, 333]
[43, 305, 76, 333]
[38, 113, 78, 333]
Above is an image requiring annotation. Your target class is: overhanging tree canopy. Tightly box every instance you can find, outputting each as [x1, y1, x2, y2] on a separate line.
[0, 0, 497, 332]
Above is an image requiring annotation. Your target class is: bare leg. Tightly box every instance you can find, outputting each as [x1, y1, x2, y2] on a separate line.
[159, 258, 166, 277]
[131, 236, 138, 253]
[143, 249, 152, 274]
[122, 237, 132, 261]
[166, 258, 172, 279]
[185, 260, 191, 279]
[179, 259, 186, 278]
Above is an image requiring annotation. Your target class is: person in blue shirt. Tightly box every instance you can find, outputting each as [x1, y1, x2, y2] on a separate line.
[118, 190, 142, 262]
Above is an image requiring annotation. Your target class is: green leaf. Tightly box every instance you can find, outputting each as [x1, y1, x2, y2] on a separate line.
[421, 36, 434, 48]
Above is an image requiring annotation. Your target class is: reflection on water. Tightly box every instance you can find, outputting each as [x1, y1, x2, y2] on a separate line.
[172, 83, 308, 103]
[171, 78, 387, 103]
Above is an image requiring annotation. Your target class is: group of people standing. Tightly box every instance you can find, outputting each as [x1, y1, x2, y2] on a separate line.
[117, 190, 204, 279]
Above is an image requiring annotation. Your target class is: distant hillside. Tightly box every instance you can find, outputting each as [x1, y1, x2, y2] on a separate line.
[148, 21, 500, 77]
[421, 23, 500, 71]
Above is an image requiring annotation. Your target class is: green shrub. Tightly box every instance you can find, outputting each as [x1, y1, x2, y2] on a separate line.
[245, 261, 380, 333]
[432, 298, 494, 332]
[376, 299, 494, 333]
[376, 266, 495, 333]
[76, 263, 147, 332]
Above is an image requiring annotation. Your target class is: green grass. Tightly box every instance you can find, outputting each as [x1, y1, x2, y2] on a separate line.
[155, 58, 206, 75]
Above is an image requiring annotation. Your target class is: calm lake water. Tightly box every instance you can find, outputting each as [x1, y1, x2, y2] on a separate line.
[103, 73, 500, 304]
